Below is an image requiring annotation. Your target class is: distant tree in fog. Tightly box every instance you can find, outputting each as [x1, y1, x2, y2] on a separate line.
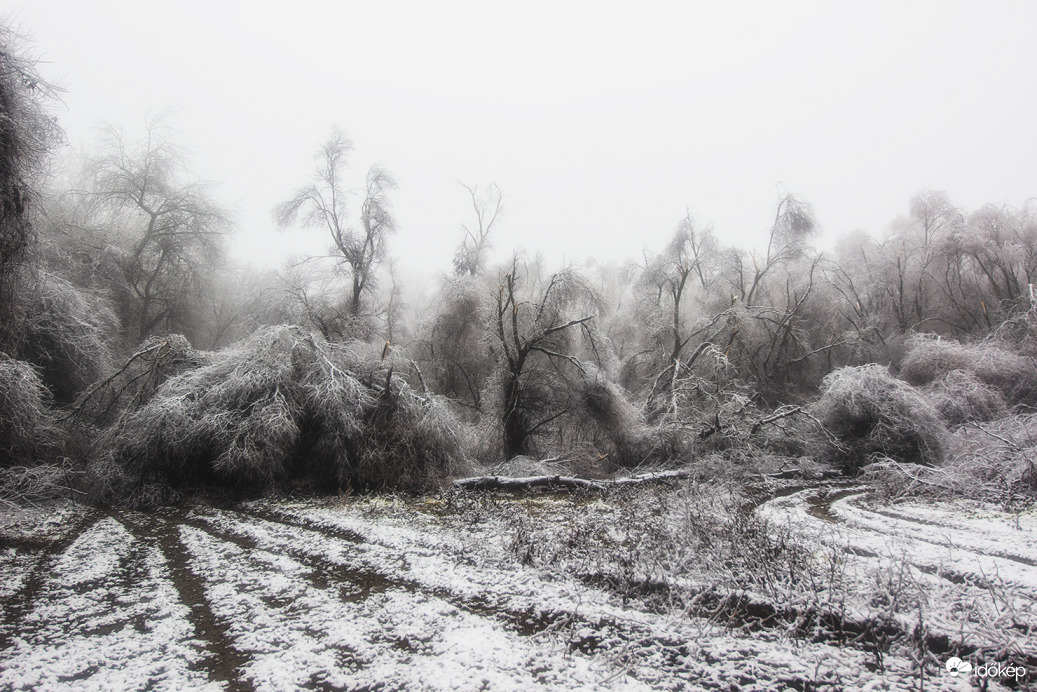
[452, 182, 502, 277]
[275, 129, 398, 339]
[68, 118, 230, 343]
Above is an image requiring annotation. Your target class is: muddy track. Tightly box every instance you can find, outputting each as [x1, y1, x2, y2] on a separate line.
[237, 504, 365, 544]
[755, 484, 1037, 675]
[0, 509, 101, 652]
[185, 506, 632, 653]
[765, 485, 1037, 570]
[228, 501, 1007, 666]
[223, 502, 1000, 682]
[118, 510, 254, 692]
[578, 569, 1016, 669]
[4, 493, 1031, 690]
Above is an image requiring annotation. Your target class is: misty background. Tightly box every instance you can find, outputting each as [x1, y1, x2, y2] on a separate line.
[10, 0, 1037, 278]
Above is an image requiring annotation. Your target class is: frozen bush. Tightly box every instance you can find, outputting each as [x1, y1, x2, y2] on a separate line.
[922, 370, 1007, 426]
[812, 364, 947, 472]
[578, 370, 680, 468]
[899, 336, 1037, 407]
[0, 354, 59, 466]
[16, 274, 118, 403]
[948, 413, 1037, 498]
[73, 333, 213, 428]
[89, 326, 469, 505]
[864, 413, 1037, 502]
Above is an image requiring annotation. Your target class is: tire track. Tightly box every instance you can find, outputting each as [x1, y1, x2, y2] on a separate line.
[119, 510, 254, 692]
[0, 509, 100, 652]
[189, 506, 665, 655]
[857, 505, 1037, 567]
[756, 486, 1037, 673]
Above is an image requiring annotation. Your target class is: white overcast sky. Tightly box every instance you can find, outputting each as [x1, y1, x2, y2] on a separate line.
[8, 0, 1037, 277]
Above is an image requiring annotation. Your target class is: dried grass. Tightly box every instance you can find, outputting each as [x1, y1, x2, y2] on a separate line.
[812, 364, 947, 472]
[89, 326, 469, 505]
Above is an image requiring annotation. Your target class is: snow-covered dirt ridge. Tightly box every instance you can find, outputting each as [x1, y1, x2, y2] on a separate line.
[0, 489, 1031, 691]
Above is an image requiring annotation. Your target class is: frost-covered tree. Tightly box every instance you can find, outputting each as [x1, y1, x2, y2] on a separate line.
[275, 129, 398, 339]
[68, 119, 230, 343]
[0, 25, 60, 351]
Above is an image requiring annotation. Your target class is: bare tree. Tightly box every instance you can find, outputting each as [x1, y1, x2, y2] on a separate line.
[275, 130, 398, 334]
[641, 213, 722, 367]
[493, 257, 600, 458]
[452, 182, 502, 277]
[739, 193, 818, 306]
[70, 119, 230, 343]
[630, 214, 727, 416]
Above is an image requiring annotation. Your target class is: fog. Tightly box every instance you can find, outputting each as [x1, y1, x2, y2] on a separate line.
[12, 0, 1037, 277]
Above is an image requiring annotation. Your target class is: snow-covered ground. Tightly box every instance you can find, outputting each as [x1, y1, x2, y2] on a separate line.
[0, 487, 1032, 691]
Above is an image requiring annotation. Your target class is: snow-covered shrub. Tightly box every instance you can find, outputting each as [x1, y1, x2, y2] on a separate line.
[812, 364, 947, 472]
[948, 412, 1037, 498]
[578, 369, 686, 468]
[16, 274, 118, 403]
[89, 326, 469, 505]
[864, 412, 1037, 502]
[0, 354, 59, 466]
[899, 336, 1037, 407]
[73, 333, 213, 428]
[922, 370, 1007, 426]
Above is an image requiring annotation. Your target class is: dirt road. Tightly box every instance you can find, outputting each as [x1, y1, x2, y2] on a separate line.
[1, 489, 1030, 690]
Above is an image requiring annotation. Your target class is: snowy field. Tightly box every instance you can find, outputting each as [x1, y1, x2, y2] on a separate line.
[0, 483, 1033, 691]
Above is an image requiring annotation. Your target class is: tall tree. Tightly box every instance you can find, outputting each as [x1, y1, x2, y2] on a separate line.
[635, 214, 724, 417]
[736, 193, 817, 306]
[71, 119, 230, 343]
[0, 25, 61, 351]
[275, 130, 398, 337]
[493, 257, 600, 458]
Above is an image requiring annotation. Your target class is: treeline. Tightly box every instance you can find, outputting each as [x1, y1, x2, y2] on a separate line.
[2, 27, 1035, 505]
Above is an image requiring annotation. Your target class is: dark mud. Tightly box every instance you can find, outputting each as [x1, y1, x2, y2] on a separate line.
[806, 488, 866, 523]
[237, 504, 364, 544]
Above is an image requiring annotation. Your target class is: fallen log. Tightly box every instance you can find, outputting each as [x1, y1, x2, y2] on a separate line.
[762, 468, 844, 480]
[452, 469, 691, 492]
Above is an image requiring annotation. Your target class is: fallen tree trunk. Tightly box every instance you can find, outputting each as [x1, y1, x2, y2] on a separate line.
[452, 469, 691, 492]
